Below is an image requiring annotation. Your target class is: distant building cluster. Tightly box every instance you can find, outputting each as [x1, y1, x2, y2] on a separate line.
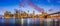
[4, 10, 60, 19]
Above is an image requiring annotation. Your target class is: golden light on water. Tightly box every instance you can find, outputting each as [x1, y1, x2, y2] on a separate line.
[27, 18, 29, 24]
[21, 19, 24, 25]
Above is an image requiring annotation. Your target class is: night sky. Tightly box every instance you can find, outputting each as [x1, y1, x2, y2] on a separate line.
[0, 0, 60, 15]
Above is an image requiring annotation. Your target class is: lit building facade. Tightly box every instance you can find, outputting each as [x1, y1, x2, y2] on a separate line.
[4, 10, 60, 19]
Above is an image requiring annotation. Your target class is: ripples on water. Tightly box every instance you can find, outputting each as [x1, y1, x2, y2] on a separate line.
[0, 17, 40, 26]
[0, 17, 60, 26]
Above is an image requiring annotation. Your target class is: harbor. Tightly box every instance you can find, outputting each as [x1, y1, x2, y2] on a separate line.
[0, 10, 60, 26]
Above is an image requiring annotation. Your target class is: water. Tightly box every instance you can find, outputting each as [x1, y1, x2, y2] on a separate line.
[0, 17, 40, 26]
[0, 17, 60, 26]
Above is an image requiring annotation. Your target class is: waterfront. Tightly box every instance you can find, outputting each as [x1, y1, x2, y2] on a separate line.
[0, 17, 60, 26]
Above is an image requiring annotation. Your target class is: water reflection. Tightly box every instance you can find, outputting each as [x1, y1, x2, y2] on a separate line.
[0, 17, 60, 26]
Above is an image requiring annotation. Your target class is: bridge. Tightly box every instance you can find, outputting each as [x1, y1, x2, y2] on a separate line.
[44, 12, 60, 18]
[48, 12, 60, 15]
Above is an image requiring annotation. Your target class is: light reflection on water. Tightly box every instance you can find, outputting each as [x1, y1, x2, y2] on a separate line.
[0, 17, 40, 24]
[0, 17, 60, 26]
[0, 17, 41, 26]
